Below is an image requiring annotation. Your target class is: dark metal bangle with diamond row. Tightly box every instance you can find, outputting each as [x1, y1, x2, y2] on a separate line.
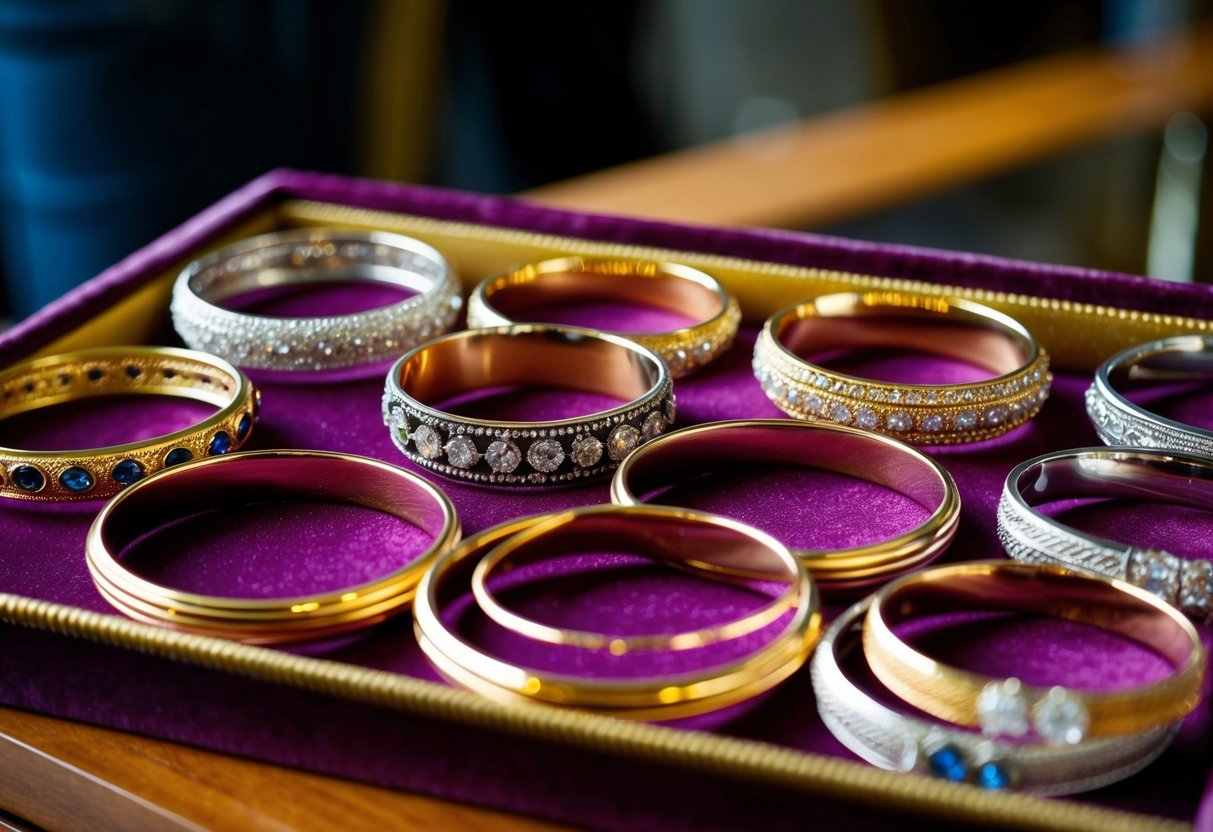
[382, 325, 675, 487]
[0, 347, 258, 501]
[1085, 333, 1213, 455]
[171, 228, 462, 374]
[997, 446, 1213, 622]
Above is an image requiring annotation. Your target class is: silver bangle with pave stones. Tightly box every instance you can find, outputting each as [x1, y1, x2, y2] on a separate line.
[813, 598, 1179, 795]
[382, 325, 674, 487]
[998, 446, 1213, 622]
[753, 291, 1051, 445]
[171, 228, 462, 374]
[1086, 334, 1213, 456]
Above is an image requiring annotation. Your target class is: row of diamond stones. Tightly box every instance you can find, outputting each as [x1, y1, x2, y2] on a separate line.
[644, 300, 742, 377]
[383, 389, 676, 485]
[976, 678, 1089, 746]
[1127, 548, 1213, 620]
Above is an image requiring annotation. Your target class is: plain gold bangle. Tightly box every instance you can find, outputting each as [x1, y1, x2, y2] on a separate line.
[466, 256, 741, 377]
[0, 347, 258, 501]
[413, 505, 822, 721]
[469, 504, 802, 653]
[610, 419, 961, 593]
[862, 561, 1207, 742]
[86, 450, 461, 644]
[753, 291, 1052, 444]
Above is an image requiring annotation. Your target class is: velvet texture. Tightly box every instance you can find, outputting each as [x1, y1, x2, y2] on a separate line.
[1, 170, 1211, 829]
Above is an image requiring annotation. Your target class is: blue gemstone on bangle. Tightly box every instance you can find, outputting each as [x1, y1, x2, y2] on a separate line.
[927, 745, 967, 782]
[87, 368, 104, 382]
[236, 413, 252, 442]
[165, 448, 193, 467]
[208, 431, 232, 456]
[60, 466, 94, 492]
[112, 459, 145, 485]
[975, 761, 1013, 790]
[12, 465, 45, 492]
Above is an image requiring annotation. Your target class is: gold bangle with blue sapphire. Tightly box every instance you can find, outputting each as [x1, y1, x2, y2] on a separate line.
[0, 347, 258, 501]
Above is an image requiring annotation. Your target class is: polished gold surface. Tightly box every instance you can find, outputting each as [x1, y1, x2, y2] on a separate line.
[753, 291, 1052, 444]
[863, 561, 1207, 739]
[467, 257, 741, 377]
[413, 506, 821, 720]
[0, 347, 256, 502]
[86, 450, 460, 644]
[610, 420, 961, 593]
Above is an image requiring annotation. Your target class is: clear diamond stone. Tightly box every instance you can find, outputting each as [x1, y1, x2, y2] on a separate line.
[984, 405, 1007, 426]
[829, 403, 852, 424]
[848, 384, 863, 397]
[887, 412, 911, 431]
[570, 434, 603, 468]
[1179, 560, 1213, 618]
[786, 388, 801, 406]
[527, 439, 565, 473]
[956, 410, 978, 430]
[867, 389, 885, 402]
[832, 380, 846, 393]
[804, 394, 823, 414]
[1008, 401, 1025, 419]
[1128, 549, 1181, 600]
[922, 414, 944, 432]
[641, 411, 666, 441]
[695, 340, 712, 361]
[855, 407, 877, 429]
[1032, 687, 1089, 745]
[924, 392, 939, 404]
[976, 678, 1030, 738]
[413, 425, 443, 459]
[904, 391, 922, 405]
[444, 435, 478, 469]
[962, 390, 975, 402]
[887, 389, 902, 404]
[770, 380, 787, 400]
[815, 376, 830, 389]
[608, 424, 641, 461]
[668, 349, 688, 374]
[485, 439, 521, 473]
[943, 391, 959, 404]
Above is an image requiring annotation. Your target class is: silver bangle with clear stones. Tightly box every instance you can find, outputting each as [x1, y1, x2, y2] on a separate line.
[812, 599, 1179, 795]
[998, 446, 1213, 621]
[172, 229, 462, 374]
[1086, 334, 1213, 456]
[382, 324, 675, 487]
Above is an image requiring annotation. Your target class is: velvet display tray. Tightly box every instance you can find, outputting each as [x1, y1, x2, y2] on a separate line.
[2, 170, 1212, 832]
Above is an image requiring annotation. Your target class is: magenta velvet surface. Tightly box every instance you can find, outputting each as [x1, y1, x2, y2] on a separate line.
[1, 170, 1212, 829]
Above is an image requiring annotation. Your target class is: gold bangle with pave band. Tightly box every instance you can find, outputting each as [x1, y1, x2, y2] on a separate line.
[752, 292, 1052, 444]
[0, 347, 258, 501]
[610, 419, 960, 593]
[413, 505, 821, 721]
[862, 561, 1206, 743]
[86, 450, 460, 644]
[466, 257, 741, 377]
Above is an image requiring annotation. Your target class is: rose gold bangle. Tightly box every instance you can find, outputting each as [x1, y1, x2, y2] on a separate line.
[610, 419, 960, 593]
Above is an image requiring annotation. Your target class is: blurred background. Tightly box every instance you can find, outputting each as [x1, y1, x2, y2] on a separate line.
[0, 0, 1209, 320]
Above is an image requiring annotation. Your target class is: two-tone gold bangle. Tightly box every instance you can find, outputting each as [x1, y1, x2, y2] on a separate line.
[466, 257, 741, 377]
[610, 420, 960, 593]
[0, 347, 257, 501]
[753, 292, 1051, 444]
[863, 561, 1206, 743]
[87, 451, 460, 644]
[413, 506, 821, 720]
[382, 325, 674, 487]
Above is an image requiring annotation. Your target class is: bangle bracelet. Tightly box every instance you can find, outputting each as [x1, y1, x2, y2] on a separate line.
[1086, 334, 1213, 455]
[998, 447, 1213, 621]
[382, 325, 675, 487]
[812, 598, 1179, 795]
[86, 450, 460, 644]
[610, 419, 960, 592]
[752, 292, 1051, 444]
[0, 347, 257, 501]
[470, 503, 801, 652]
[171, 229, 461, 375]
[863, 561, 1207, 742]
[413, 506, 821, 720]
[466, 257, 740, 377]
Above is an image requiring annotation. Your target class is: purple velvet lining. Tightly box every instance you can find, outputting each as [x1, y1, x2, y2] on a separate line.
[1, 171, 1211, 828]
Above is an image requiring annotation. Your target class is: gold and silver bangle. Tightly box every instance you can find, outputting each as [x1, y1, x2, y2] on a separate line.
[863, 561, 1207, 743]
[0, 347, 257, 501]
[1086, 334, 1213, 455]
[753, 292, 1051, 444]
[382, 325, 675, 486]
[86, 450, 460, 644]
[171, 228, 462, 374]
[812, 598, 1180, 795]
[998, 446, 1213, 621]
[413, 506, 821, 721]
[466, 257, 740, 377]
[610, 420, 960, 593]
